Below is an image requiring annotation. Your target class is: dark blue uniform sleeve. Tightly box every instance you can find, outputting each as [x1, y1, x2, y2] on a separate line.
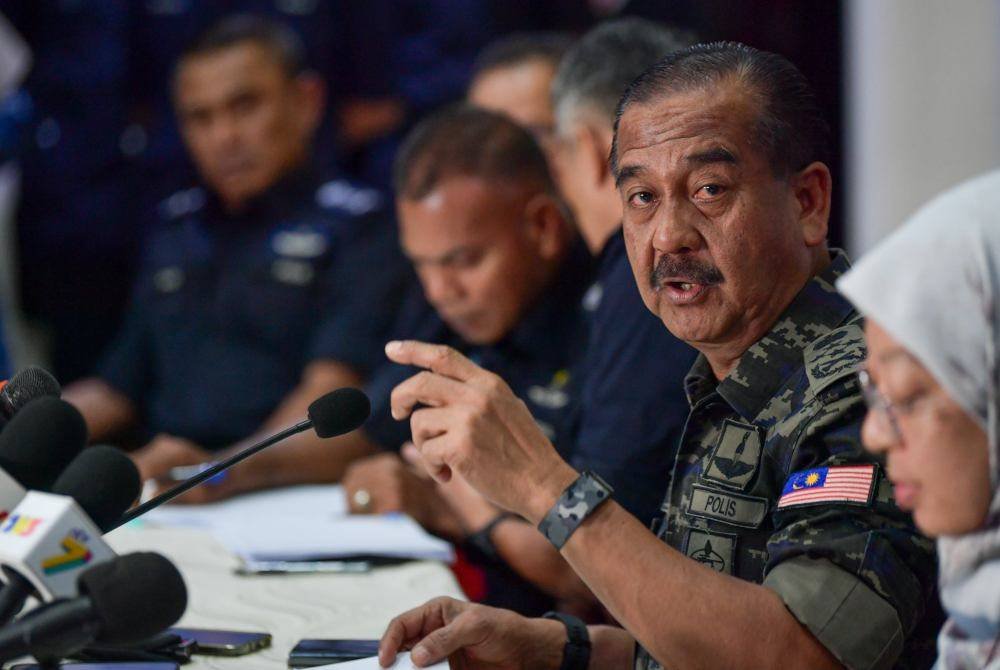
[95, 276, 154, 407]
[308, 211, 410, 377]
[568, 264, 696, 526]
[361, 361, 414, 451]
[359, 287, 444, 450]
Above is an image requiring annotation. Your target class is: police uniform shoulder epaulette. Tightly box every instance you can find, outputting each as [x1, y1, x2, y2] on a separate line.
[803, 319, 866, 399]
[157, 186, 206, 222]
[314, 178, 384, 217]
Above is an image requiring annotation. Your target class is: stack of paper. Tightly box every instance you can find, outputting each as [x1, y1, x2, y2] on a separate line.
[216, 514, 454, 563]
[140, 485, 454, 563]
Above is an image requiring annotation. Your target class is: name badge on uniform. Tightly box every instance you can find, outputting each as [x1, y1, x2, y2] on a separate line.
[702, 419, 763, 491]
[686, 484, 768, 529]
[684, 529, 737, 575]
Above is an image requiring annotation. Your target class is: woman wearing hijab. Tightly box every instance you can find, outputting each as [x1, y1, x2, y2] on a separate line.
[838, 169, 1000, 669]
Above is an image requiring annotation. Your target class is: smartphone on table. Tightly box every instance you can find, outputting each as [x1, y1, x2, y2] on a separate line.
[288, 639, 381, 667]
[168, 627, 272, 656]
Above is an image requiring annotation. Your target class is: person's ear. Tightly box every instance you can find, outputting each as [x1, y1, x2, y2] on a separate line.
[523, 192, 569, 260]
[292, 71, 326, 138]
[791, 161, 832, 247]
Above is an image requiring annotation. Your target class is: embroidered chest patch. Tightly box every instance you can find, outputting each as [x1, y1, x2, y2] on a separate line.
[702, 419, 763, 491]
[776, 464, 877, 509]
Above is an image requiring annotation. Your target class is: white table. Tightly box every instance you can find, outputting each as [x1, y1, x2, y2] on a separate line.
[105, 526, 464, 669]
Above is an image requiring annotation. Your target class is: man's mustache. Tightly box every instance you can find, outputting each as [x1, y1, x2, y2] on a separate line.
[650, 255, 724, 290]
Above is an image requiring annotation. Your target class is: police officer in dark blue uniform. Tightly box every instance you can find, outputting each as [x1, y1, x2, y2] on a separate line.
[549, 19, 697, 525]
[339, 106, 592, 616]
[64, 15, 405, 503]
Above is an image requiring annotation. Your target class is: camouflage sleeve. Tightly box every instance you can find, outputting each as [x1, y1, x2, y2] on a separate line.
[762, 373, 939, 670]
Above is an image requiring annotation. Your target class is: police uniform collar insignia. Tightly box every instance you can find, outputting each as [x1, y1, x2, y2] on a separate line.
[315, 179, 382, 216]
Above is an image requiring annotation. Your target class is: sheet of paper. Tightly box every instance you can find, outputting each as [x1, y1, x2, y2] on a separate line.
[216, 514, 454, 562]
[140, 484, 349, 530]
[138, 484, 453, 562]
[312, 651, 448, 669]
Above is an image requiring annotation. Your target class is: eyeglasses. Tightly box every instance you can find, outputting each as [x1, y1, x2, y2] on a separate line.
[858, 369, 904, 443]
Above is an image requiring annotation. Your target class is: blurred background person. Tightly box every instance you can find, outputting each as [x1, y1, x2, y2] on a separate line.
[548, 17, 696, 530]
[343, 104, 591, 615]
[63, 15, 406, 501]
[466, 31, 574, 139]
[840, 169, 1000, 669]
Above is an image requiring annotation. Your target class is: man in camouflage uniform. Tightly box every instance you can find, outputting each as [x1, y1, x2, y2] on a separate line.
[375, 42, 937, 670]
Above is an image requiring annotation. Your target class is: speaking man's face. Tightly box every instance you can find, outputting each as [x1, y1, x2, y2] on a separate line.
[614, 83, 816, 355]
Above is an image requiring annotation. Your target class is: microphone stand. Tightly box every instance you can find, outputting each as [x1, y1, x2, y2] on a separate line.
[110, 419, 312, 531]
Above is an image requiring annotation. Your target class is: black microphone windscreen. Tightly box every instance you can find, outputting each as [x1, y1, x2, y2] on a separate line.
[1, 366, 61, 416]
[308, 388, 371, 438]
[0, 397, 87, 490]
[77, 552, 187, 644]
[52, 446, 140, 532]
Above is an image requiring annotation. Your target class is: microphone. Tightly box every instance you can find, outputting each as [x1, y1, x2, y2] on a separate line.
[0, 448, 139, 622]
[0, 398, 88, 533]
[110, 387, 370, 530]
[0, 551, 187, 664]
[52, 446, 141, 532]
[0, 397, 87, 492]
[0, 366, 61, 419]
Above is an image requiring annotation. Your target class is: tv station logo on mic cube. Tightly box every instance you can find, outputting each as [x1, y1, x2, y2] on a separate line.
[0, 491, 114, 598]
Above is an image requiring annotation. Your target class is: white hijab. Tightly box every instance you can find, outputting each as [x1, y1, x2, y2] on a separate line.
[838, 169, 1000, 668]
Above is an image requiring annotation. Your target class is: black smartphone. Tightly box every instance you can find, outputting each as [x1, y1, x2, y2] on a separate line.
[168, 627, 272, 656]
[288, 639, 381, 667]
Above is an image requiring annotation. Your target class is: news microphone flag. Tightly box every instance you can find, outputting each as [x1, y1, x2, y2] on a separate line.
[776, 464, 877, 509]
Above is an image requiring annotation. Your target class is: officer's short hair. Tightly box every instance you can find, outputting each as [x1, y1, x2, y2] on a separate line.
[611, 42, 831, 178]
[552, 18, 694, 130]
[176, 14, 307, 81]
[394, 104, 557, 201]
[472, 32, 575, 82]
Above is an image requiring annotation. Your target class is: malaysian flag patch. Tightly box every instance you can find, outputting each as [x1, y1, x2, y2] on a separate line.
[777, 464, 877, 509]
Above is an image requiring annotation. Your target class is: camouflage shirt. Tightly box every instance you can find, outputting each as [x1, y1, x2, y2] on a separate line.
[635, 252, 940, 670]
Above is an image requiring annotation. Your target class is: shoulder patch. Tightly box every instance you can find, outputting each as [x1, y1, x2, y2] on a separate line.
[777, 464, 877, 509]
[158, 187, 206, 221]
[804, 321, 865, 396]
[315, 179, 383, 216]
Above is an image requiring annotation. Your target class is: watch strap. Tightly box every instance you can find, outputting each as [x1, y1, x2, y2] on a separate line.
[537, 470, 613, 550]
[542, 611, 590, 670]
[464, 512, 516, 562]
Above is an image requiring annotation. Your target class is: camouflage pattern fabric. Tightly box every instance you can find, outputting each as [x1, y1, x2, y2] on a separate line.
[635, 252, 940, 670]
[538, 470, 614, 549]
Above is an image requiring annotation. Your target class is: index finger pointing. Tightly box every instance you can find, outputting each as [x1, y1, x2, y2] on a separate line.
[385, 341, 483, 382]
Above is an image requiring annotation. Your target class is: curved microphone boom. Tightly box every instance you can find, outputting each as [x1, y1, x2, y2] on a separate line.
[110, 387, 370, 530]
